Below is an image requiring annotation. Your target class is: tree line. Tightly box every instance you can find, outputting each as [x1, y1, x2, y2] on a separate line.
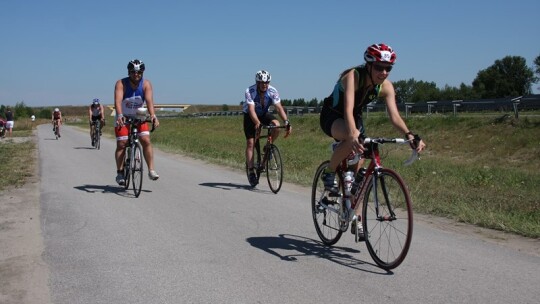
[279, 54, 540, 107]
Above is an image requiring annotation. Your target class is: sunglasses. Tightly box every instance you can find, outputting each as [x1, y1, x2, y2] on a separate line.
[372, 64, 393, 73]
[129, 70, 143, 75]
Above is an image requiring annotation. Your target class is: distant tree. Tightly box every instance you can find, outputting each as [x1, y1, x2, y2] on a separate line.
[394, 79, 416, 103]
[38, 108, 51, 119]
[534, 54, 540, 91]
[222, 104, 229, 111]
[292, 98, 306, 106]
[308, 98, 319, 107]
[534, 54, 540, 75]
[281, 99, 292, 106]
[13, 101, 33, 120]
[472, 56, 535, 98]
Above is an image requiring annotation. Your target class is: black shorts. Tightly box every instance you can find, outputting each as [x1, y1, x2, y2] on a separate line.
[91, 115, 101, 122]
[320, 106, 365, 139]
[243, 112, 277, 139]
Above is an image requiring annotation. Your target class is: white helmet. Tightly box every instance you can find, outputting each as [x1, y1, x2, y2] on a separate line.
[54, 108, 59, 112]
[255, 70, 271, 82]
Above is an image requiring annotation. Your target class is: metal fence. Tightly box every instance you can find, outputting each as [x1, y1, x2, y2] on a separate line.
[189, 94, 540, 118]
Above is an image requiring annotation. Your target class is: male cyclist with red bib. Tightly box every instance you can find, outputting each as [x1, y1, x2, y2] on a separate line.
[114, 59, 160, 186]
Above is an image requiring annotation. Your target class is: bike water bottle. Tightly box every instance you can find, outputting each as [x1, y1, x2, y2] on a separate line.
[344, 171, 355, 196]
[351, 168, 366, 195]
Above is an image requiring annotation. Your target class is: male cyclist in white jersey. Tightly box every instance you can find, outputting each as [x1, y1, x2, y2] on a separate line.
[243, 70, 291, 187]
[114, 59, 160, 185]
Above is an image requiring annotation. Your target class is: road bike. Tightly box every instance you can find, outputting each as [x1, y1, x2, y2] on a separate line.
[91, 120, 102, 150]
[122, 116, 154, 198]
[246, 124, 290, 194]
[311, 137, 418, 270]
[52, 120, 60, 140]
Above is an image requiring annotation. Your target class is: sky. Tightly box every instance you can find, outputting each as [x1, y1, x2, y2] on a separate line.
[1, 0, 539, 107]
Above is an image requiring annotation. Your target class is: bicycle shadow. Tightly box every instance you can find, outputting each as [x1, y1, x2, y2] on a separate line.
[199, 182, 273, 194]
[73, 184, 151, 198]
[246, 234, 391, 275]
[73, 147, 95, 150]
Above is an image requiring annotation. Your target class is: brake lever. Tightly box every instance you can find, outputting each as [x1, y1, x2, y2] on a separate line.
[403, 149, 419, 166]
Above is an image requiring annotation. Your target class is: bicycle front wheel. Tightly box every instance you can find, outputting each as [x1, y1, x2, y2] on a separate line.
[123, 147, 131, 189]
[95, 125, 101, 150]
[93, 126, 100, 150]
[131, 142, 144, 198]
[362, 168, 413, 270]
[266, 144, 283, 193]
[311, 161, 343, 245]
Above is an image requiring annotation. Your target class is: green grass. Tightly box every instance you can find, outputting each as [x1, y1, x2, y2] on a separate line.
[4, 112, 539, 238]
[148, 113, 540, 238]
[0, 119, 36, 190]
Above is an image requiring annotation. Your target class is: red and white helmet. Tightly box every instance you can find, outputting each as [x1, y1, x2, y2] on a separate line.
[364, 43, 397, 64]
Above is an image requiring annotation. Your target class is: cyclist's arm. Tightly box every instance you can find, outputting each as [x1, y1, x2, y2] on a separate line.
[100, 105, 105, 120]
[247, 103, 260, 130]
[342, 69, 361, 145]
[273, 102, 291, 137]
[143, 79, 159, 127]
[381, 80, 425, 152]
[114, 79, 125, 125]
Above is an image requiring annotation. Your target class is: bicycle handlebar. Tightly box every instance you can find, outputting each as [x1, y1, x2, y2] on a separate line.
[123, 116, 156, 132]
[363, 137, 419, 166]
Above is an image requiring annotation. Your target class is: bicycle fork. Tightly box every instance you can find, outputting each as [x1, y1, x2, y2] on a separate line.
[372, 171, 397, 222]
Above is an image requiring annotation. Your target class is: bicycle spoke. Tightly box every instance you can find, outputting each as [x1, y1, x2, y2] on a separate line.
[266, 145, 283, 193]
[362, 169, 413, 270]
[311, 161, 343, 245]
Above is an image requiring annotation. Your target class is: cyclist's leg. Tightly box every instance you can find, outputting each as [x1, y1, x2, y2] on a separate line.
[115, 126, 129, 171]
[138, 122, 159, 180]
[243, 113, 257, 168]
[262, 113, 280, 140]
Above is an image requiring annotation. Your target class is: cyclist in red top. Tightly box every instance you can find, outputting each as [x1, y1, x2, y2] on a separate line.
[51, 108, 62, 138]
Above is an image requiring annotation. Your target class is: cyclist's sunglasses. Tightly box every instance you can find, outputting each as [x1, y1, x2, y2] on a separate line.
[129, 70, 144, 75]
[372, 64, 393, 73]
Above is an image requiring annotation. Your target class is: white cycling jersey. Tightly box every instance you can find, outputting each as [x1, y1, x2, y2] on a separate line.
[243, 84, 281, 116]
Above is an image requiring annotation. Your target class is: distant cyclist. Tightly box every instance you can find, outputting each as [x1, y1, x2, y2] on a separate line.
[114, 59, 160, 186]
[243, 70, 291, 186]
[88, 98, 105, 146]
[51, 108, 62, 137]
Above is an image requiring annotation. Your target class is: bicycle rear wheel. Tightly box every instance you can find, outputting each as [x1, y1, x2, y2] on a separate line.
[266, 144, 283, 193]
[123, 147, 131, 190]
[311, 161, 343, 245]
[131, 142, 144, 197]
[362, 168, 413, 270]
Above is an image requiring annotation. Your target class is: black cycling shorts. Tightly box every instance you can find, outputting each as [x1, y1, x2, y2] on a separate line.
[320, 106, 365, 139]
[243, 112, 277, 139]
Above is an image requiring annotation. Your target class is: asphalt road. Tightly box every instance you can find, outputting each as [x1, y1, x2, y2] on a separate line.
[37, 124, 539, 304]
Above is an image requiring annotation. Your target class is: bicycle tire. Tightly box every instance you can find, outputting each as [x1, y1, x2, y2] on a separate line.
[311, 161, 343, 245]
[95, 124, 100, 150]
[362, 168, 413, 270]
[266, 144, 283, 193]
[131, 142, 144, 197]
[123, 147, 131, 190]
[255, 139, 262, 182]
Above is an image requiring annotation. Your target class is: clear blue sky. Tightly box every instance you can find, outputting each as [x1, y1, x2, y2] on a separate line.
[1, 0, 539, 107]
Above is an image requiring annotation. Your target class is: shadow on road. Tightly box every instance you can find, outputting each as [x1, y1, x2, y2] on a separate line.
[73, 146, 95, 150]
[199, 182, 273, 194]
[246, 234, 391, 274]
[73, 184, 150, 198]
